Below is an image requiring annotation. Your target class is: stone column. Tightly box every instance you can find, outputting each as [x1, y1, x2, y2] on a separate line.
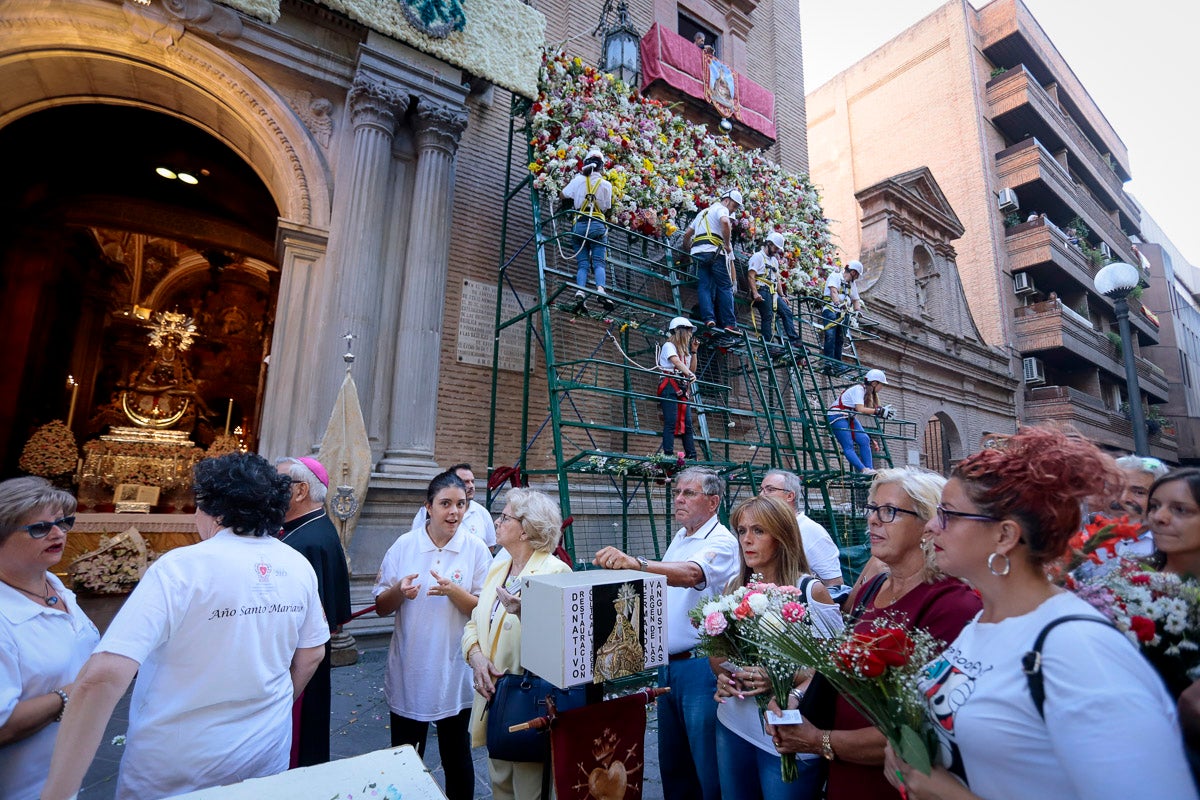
[378, 97, 468, 477]
[318, 76, 406, 453]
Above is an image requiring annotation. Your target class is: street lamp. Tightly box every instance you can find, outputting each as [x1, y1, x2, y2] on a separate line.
[598, 0, 641, 87]
[1094, 261, 1148, 455]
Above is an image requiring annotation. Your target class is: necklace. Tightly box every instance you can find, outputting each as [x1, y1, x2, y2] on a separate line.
[1, 576, 59, 606]
[880, 569, 922, 606]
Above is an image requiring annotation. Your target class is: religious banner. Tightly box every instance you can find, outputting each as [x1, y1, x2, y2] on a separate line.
[550, 692, 653, 800]
[703, 52, 737, 119]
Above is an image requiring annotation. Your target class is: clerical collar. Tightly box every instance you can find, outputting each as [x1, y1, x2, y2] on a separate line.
[282, 508, 325, 534]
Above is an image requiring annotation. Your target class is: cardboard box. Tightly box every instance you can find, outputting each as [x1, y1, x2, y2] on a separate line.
[521, 569, 667, 689]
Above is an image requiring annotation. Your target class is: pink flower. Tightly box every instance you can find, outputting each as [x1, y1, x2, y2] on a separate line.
[781, 602, 805, 623]
[703, 612, 728, 636]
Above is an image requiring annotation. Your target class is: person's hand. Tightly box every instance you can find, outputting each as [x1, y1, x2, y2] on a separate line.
[765, 708, 821, 755]
[428, 570, 455, 598]
[398, 573, 421, 600]
[733, 666, 770, 698]
[752, 291, 762, 303]
[884, 742, 967, 800]
[714, 668, 744, 702]
[496, 585, 522, 617]
[468, 648, 504, 700]
[593, 546, 634, 570]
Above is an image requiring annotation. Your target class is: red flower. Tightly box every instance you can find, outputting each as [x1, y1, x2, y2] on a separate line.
[733, 599, 753, 620]
[1129, 573, 1151, 585]
[1130, 615, 1157, 642]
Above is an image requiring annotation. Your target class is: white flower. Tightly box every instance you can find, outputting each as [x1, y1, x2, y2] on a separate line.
[747, 593, 769, 614]
[702, 601, 721, 617]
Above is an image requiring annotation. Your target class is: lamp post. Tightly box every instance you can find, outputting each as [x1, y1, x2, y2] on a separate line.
[1095, 261, 1149, 455]
[598, 0, 641, 87]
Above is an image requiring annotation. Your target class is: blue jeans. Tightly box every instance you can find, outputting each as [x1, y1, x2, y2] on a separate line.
[775, 295, 799, 345]
[658, 382, 696, 459]
[716, 723, 825, 800]
[658, 658, 721, 800]
[822, 306, 844, 362]
[830, 415, 872, 471]
[753, 292, 800, 345]
[694, 250, 735, 328]
[574, 218, 607, 290]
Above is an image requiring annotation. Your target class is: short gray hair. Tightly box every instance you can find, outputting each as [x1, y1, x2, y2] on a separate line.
[868, 467, 947, 583]
[274, 457, 328, 503]
[1114, 455, 1170, 480]
[505, 488, 562, 553]
[0, 477, 77, 545]
[677, 466, 725, 498]
[763, 469, 802, 510]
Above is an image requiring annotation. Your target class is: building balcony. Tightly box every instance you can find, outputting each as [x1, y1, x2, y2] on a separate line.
[987, 66, 1137, 227]
[1024, 385, 1177, 461]
[1005, 221, 1160, 343]
[1014, 301, 1168, 402]
[995, 138, 1137, 266]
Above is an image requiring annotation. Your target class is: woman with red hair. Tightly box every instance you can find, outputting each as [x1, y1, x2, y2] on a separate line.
[888, 426, 1196, 800]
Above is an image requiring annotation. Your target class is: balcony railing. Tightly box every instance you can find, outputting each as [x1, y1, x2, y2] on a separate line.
[1023, 384, 1178, 459]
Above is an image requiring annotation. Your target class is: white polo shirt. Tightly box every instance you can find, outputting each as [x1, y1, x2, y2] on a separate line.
[412, 500, 496, 547]
[662, 515, 740, 654]
[98, 529, 329, 800]
[0, 575, 99, 800]
[796, 513, 843, 583]
[374, 525, 491, 720]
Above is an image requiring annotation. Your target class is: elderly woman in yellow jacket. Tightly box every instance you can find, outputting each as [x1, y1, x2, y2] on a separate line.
[463, 488, 571, 800]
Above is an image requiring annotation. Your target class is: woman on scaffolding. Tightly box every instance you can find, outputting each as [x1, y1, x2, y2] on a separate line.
[827, 368, 893, 476]
[561, 148, 614, 313]
[657, 317, 700, 460]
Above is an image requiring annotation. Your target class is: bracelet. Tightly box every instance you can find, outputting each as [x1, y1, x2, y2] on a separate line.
[821, 730, 835, 761]
[53, 688, 69, 722]
[788, 687, 805, 704]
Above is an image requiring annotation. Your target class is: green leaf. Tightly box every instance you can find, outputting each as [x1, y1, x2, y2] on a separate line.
[897, 725, 933, 775]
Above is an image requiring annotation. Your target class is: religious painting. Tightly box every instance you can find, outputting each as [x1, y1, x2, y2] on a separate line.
[704, 53, 737, 118]
[591, 581, 646, 683]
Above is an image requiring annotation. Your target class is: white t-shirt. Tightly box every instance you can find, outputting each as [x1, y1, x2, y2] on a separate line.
[374, 525, 491, 720]
[412, 499, 497, 547]
[796, 513, 843, 583]
[823, 270, 860, 303]
[829, 383, 867, 418]
[747, 250, 779, 289]
[918, 592, 1194, 800]
[688, 204, 730, 254]
[562, 172, 612, 216]
[98, 529, 329, 800]
[662, 516, 740, 653]
[717, 576, 843, 755]
[658, 341, 688, 373]
[0, 575, 99, 800]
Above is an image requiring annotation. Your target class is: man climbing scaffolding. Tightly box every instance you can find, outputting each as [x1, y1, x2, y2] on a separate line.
[561, 148, 614, 312]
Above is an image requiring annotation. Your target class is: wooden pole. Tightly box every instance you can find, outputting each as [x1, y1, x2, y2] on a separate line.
[224, 398, 233, 436]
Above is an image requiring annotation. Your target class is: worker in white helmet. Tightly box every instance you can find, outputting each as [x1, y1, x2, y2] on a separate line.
[821, 260, 863, 370]
[747, 231, 801, 349]
[827, 368, 894, 475]
[561, 149, 614, 312]
[681, 189, 743, 334]
[656, 316, 700, 460]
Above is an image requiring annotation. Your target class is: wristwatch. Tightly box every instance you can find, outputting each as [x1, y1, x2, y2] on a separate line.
[821, 730, 835, 761]
[636, 556, 649, 570]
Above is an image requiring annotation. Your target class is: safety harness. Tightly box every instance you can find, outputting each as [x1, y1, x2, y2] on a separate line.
[827, 384, 859, 423]
[576, 174, 606, 221]
[691, 208, 725, 250]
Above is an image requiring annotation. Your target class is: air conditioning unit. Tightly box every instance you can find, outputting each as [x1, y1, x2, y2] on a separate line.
[997, 188, 1020, 213]
[1099, 242, 1112, 259]
[1023, 356, 1046, 385]
[1013, 272, 1036, 295]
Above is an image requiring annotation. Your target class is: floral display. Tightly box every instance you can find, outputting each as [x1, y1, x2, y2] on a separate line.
[577, 452, 687, 479]
[529, 50, 838, 297]
[1057, 513, 1146, 579]
[206, 434, 242, 458]
[69, 527, 155, 595]
[18, 419, 79, 481]
[1068, 560, 1200, 696]
[80, 439, 202, 490]
[690, 579, 817, 782]
[760, 613, 947, 774]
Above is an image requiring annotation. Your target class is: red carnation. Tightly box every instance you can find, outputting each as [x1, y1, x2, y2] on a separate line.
[1129, 572, 1151, 585]
[1129, 615, 1156, 643]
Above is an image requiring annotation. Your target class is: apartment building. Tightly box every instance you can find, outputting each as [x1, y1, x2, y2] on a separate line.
[806, 0, 1175, 459]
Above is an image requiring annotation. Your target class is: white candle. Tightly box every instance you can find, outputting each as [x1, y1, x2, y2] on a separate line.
[66, 376, 79, 429]
[224, 398, 233, 436]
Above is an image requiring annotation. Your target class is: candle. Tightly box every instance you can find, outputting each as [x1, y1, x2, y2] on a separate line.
[224, 398, 233, 436]
[66, 376, 79, 429]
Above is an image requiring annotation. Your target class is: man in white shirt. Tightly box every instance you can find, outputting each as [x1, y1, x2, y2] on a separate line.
[593, 467, 739, 800]
[681, 189, 743, 334]
[822, 260, 862, 369]
[561, 149, 614, 312]
[747, 231, 801, 348]
[759, 469, 847, 601]
[411, 463, 496, 548]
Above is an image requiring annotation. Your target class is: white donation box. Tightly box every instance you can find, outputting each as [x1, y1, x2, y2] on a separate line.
[520, 569, 667, 689]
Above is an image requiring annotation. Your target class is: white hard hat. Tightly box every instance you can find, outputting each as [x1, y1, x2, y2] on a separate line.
[668, 316, 695, 331]
[845, 260, 863, 275]
[586, 149, 603, 161]
[767, 232, 786, 250]
[722, 188, 744, 207]
[865, 368, 888, 385]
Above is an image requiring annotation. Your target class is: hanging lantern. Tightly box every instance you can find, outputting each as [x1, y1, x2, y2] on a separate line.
[600, 1, 641, 87]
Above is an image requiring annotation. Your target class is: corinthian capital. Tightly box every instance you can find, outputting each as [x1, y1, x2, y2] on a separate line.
[347, 76, 408, 135]
[413, 98, 469, 155]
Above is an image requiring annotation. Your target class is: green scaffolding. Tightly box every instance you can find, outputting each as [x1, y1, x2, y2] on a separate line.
[487, 99, 915, 582]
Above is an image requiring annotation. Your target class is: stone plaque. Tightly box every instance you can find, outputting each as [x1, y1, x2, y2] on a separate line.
[456, 279, 535, 373]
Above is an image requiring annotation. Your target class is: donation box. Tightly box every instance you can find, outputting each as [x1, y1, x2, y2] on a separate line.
[521, 569, 667, 689]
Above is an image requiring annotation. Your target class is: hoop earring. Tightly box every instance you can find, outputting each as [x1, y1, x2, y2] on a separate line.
[987, 552, 1011, 577]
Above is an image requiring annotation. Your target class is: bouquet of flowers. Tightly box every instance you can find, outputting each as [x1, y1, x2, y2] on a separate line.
[1069, 560, 1200, 696]
[1058, 513, 1146, 578]
[690, 578, 817, 782]
[69, 527, 155, 595]
[577, 452, 686, 479]
[19, 419, 79, 482]
[759, 613, 947, 774]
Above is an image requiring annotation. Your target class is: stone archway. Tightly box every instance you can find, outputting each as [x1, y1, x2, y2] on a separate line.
[922, 411, 963, 476]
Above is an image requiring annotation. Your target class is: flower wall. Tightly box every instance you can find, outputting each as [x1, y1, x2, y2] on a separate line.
[529, 51, 840, 296]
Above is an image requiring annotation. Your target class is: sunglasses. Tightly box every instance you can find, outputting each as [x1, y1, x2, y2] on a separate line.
[17, 515, 75, 539]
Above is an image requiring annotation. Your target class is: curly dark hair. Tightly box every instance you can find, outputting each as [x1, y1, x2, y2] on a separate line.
[193, 452, 292, 537]
[952, 426, 1120, 565]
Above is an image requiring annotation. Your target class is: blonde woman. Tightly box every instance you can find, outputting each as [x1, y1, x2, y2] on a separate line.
[658, 316, 700, 460]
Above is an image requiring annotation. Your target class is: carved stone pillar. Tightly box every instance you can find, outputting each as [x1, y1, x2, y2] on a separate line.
[378, 97, 468, 477]
[318, 77, 407, 452]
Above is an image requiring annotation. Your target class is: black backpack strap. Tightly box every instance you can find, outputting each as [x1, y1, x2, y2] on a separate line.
[1022, 615, 1118, 719]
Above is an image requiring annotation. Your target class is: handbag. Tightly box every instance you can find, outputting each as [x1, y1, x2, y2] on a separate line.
[485, 670, 588, 763]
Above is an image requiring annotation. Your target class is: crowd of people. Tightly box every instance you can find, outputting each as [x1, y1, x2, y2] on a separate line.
[3, 424, 1200, 800]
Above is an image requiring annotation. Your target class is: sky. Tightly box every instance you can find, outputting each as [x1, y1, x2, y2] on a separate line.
[799, 0, 1199, 268]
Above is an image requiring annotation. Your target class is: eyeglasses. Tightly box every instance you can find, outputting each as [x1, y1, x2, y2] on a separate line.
[673, 489, 716, 499]
[760, 485, 790, 496]
[16, 515, 75, 539]
[863, 504, 919, 524]
[496, 512, 523, 525]
[935, 505, 1002, 530]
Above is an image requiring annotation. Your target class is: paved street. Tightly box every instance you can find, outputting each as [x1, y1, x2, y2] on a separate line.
[78, 646, 666, 800]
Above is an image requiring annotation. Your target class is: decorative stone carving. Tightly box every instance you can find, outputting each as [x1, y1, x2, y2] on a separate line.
[413, 96, 468, 155]
[161, 0, 243, 40]
[347, 76, 408, 135]
[123, 1, 184, 47]
[287, 90, 335, 149]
